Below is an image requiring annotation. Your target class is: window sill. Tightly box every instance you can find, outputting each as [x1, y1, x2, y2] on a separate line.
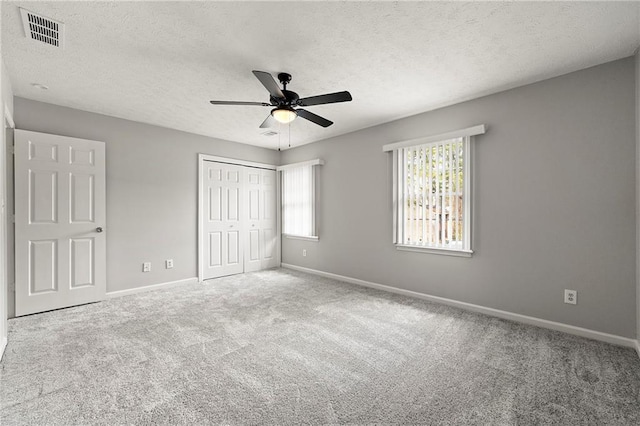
[395, 244, 473, 258]
[284, 234, 319, 242]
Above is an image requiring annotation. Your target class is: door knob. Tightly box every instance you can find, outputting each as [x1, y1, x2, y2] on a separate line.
[96, 227, 103, 233]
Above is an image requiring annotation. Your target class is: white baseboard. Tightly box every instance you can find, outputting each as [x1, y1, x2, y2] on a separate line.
[636, 340, 640, 359]
[0, 336, 7, 361]
[281, 263, 637, 349]
[106, 277, 198, 299]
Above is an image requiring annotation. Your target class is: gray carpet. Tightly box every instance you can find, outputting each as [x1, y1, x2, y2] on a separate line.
[1, 268, 639, 425]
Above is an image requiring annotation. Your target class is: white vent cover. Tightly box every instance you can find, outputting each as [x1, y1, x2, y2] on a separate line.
[261, 131, 278, 137]
[20, 8, 64, 48]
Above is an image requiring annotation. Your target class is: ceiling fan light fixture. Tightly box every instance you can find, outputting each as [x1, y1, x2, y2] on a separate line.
[271, 107, 297, 124]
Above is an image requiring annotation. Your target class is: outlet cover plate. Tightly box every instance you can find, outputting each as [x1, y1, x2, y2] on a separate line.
[564, 289, 577, 305]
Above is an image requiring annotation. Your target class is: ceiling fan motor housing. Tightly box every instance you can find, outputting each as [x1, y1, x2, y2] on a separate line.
[271, 89, 299, 107]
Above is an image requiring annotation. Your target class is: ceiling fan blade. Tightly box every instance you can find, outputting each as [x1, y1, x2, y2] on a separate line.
[210, 100, 271, 106]
[296, 109, 333, 128]
[252, 70, 285, 99]
[298, 91, 352, 107]
[259, 114, 277, 128]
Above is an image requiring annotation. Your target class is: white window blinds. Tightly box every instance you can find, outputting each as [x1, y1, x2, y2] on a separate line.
[281, 162, 317, 238]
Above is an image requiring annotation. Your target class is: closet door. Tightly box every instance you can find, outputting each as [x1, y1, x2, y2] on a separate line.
[202, 162, 243, 279]
[244, 169, 279, 272]
[261, 169, 279, 269]
[244, 168, 262, 272]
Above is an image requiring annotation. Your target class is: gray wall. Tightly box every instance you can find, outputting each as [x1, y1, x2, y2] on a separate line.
[281, 57, 637, 338]
[11, 99, 279, 316]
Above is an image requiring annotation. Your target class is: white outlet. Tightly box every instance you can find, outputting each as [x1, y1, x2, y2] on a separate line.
[302, 249, 307, 257]
[564, 289, 577, 305]
[166, 259, 173, 269]
[142, 262, 151, 272]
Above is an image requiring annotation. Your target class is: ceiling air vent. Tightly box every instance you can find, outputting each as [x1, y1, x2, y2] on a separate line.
[20, 8, 64, 48]
[261, 131, 278, 137]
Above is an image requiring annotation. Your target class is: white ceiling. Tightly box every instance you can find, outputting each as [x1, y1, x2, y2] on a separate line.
[2, 1, 639, 151]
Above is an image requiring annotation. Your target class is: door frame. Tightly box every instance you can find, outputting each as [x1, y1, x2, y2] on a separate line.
[1, 105, 13, 358]
[197, 154, 279, 282]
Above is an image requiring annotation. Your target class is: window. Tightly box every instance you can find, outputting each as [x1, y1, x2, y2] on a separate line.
[279, 159, 323, 240]
[383, 125, 485, 256]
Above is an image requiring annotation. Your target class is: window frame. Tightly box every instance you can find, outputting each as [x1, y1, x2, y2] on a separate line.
[384, 125, 486, 257]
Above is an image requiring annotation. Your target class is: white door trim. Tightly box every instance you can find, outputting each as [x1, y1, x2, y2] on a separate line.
[200, 155, 276, 171]
[0, 105, 12, 360]
[4, 105, 15, 130]
[197, 154, 278, 282]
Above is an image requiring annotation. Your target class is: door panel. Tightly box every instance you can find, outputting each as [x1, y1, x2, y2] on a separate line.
[28, 140, 57, 162]
[70, 174, 94, 223]
[208, 232, 222, 267]
[30, 170, 58, 223]
[70, 238, 93, 288]
[209, 187, 222, 221]
[29, 240, 57, 293]
[249, 229, 260, 261]
[15, 130, 106, 316]
[69, 147, 94, 166]
[264, 229, 275, 259]
[227, 230, 240, 265]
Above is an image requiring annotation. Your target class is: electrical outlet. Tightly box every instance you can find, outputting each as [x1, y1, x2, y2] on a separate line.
[166, 259, 173, 269]
[142, 262, 151, 272]
[302, 249, 307, 257]
[564, 289, 577, 305]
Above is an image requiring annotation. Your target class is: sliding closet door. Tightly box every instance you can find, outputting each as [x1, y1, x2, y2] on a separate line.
[245, 169, 279, 272]
[202, 162, 244, 279]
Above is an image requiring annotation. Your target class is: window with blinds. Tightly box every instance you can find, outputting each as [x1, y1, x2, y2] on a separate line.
[281, 163, 316, 238]
[396, 136, 470, 252]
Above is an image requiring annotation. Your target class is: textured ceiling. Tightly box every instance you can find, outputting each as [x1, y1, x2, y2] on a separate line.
[2, 1, 639, 150]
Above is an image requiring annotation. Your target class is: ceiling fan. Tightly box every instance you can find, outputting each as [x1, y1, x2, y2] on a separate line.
[209, 71, 352, 128]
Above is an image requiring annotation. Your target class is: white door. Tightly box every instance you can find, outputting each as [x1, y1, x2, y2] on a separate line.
[261, 169, 280, 269]
[244, 167, 279, 272]
[245, 169, 279, 272]
[14, 130, 106, 316]
[245, 168, 262, 272]
[202, 162, 243, 279]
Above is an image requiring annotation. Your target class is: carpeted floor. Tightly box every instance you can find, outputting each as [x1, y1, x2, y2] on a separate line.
[1, 268, 639, 425]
